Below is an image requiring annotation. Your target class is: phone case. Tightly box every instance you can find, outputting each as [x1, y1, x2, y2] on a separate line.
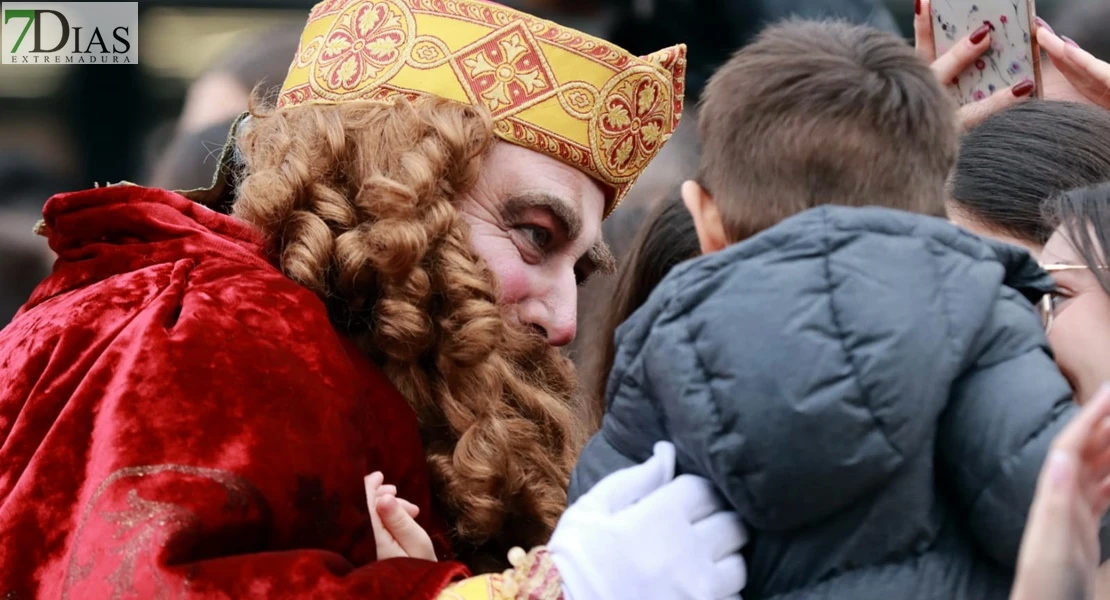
[930, 0, 1041, 105]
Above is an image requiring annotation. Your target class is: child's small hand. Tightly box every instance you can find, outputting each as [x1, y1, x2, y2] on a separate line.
[364, 471, 437, 561]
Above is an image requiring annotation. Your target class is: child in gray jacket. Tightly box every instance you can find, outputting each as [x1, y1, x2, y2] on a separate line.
[569, 20, 1109, 600]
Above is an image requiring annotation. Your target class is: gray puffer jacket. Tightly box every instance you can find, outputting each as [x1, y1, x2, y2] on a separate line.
[569, 205, 1110, 599]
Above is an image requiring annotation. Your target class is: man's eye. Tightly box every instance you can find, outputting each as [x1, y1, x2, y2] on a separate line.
[519, 225, 553, 249]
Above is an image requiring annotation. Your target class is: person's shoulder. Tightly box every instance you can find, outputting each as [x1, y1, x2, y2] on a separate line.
[638, 205, 1019, 375]
[36, 182, 340, 346]
[173, 249, 341, 350]
[15, 238, 341, 370]
[739, 205, 1034, 277]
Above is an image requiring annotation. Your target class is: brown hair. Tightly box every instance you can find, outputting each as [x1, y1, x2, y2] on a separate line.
[579, 194, 700, 419]
[696, 19, 958, 242]
[1043, 181, 1110, 296]
[568, 111, 700, 423]
[231, 96, 582, 571]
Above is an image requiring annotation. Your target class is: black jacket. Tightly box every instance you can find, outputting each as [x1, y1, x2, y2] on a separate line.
[570, 206, 1110, 599]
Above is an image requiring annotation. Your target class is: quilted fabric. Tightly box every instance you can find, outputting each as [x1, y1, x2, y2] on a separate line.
[570, 205, 1108, 600]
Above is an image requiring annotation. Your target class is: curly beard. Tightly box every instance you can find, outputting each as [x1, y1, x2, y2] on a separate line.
[229, 96, 588, 573]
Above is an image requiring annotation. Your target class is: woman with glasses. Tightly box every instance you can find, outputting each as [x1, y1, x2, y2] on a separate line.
[1024, 181, 1110, 597]
[1039, 182, 1110, 405]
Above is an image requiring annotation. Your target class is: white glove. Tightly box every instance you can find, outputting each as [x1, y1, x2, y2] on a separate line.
[549, 442, 748, 600]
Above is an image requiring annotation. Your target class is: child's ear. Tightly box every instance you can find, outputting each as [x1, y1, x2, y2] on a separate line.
[681, 180, 728, 254]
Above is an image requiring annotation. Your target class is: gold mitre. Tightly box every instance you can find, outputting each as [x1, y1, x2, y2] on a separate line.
[277, 0, 687, 216]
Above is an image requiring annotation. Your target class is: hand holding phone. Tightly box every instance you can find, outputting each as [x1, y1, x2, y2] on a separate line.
[1036, 20, 1110, 111]
[914, 0, 1041, 129]
[931, 0, 1041, 105]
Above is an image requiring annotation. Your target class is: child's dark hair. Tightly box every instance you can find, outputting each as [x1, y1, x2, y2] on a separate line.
[696, 19, 956, 242]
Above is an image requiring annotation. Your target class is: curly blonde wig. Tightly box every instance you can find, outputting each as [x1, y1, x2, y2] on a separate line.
[230, 97, 584, 571]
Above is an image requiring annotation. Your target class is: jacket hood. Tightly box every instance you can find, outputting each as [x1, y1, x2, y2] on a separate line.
[605, 205, 1054, 530]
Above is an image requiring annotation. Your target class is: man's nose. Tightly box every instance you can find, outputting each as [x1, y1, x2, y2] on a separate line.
[538, 312, 577, 347]
[524, 280, 578, 347]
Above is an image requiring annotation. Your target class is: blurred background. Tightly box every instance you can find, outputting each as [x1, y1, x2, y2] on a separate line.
[0, 0, 1105, 325]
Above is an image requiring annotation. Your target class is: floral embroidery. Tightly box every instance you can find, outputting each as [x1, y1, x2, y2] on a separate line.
[434, 546, 563, 600]
[279, 0, 686, 215]
[502, 119, 591, 173]
[458, 25, 551, 114]
[278, 84, 313, 108]
[412, 39, 444, 63]
[296, 36, 325, 68]
[310, 0, 350, 20]
[565, 89, 592, 110]
[591, 71, 670, 180]
[317, 0, 410, 92]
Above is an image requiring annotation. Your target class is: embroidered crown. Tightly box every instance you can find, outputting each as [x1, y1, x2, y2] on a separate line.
[277, 0, 687, 215]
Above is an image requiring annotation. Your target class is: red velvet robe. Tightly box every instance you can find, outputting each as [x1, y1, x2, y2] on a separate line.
[0, 185, 470, 598]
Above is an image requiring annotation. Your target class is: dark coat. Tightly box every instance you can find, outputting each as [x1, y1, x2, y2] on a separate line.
[570, 205, 1110, 599]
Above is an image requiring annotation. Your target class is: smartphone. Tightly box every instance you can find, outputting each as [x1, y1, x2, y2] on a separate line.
[930, 0, 1042, 105]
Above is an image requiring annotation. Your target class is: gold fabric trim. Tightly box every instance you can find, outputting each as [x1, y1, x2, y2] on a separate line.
[62, 464, 269, 599]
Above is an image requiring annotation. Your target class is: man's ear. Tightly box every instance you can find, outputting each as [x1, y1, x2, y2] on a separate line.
[681, 180, 728, 254]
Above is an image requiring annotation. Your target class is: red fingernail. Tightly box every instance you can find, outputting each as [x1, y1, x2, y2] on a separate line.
[1012, 80, 1035, 97]
[915, 0, 921, 15]
[1063, 36, 1080, 49]
[1035, 17, 1053, 35]
[970, 24, 991, 45]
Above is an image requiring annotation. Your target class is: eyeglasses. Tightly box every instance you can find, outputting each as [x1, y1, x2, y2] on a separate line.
[1039, 264, 1093, 330]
